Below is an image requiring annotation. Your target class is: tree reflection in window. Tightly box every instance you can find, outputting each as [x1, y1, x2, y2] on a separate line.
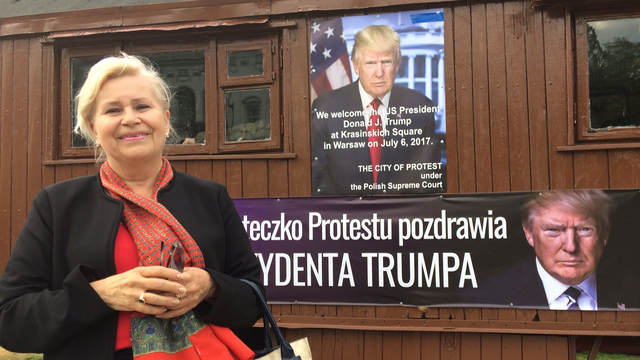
[70, 55, 106, 147]
[149, 51, 205, 145]
[224, 89, 271, 142]
[227, 50, 264, 78]
[587, 17, 640, 130]
[171, 86, 204, 144]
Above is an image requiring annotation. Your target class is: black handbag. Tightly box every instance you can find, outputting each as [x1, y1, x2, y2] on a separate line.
[240, 279, 312, 360]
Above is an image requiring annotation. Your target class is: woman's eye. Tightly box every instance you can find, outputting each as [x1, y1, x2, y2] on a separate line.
[105, 108, 120, 114]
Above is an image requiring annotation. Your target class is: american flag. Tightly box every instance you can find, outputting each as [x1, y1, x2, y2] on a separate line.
[310, 18, 353, 101]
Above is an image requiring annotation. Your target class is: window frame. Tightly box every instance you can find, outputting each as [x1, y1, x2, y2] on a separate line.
[60, 45, 118, 159]
[217, 35, 281, 153]
[574, 8, 640, 143]
[51, 28, 285, 162]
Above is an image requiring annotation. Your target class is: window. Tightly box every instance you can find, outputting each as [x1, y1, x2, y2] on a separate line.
[575, 9, 640, 142]
[217, 38, 280, 152]
[53, 28, 282, 161]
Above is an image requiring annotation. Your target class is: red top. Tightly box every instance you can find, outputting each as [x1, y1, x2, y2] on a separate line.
[114, 223, 139, 351]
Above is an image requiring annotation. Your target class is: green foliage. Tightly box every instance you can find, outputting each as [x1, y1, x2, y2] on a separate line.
[586, 24, 640, 129]
[577, 352, 640, 360]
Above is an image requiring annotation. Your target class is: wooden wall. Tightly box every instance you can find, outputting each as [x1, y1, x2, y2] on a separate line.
[1, 0, 639, 359]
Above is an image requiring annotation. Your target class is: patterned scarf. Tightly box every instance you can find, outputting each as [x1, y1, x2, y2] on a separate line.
[100, 158, 253, 360]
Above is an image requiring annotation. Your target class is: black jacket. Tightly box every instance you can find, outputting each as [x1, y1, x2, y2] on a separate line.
[0, 170, 262, 359]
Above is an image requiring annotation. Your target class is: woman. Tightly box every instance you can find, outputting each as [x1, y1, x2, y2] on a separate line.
[0, 54, 262, 359]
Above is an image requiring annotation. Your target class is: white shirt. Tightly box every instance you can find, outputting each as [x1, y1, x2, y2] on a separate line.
[536, 258, 598, 310]
[358, 82, 391, 133]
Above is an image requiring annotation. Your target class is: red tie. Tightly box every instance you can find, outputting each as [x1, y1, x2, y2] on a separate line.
[368, 99, 383, 183]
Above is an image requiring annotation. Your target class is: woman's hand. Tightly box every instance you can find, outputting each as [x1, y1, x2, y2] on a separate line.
[156, 267, 217, 319]
[90, 266, 186, 315]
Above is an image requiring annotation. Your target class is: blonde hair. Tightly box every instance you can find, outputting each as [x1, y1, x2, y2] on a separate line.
[74, 53, 171, 162]
[351, 25, 402, 64]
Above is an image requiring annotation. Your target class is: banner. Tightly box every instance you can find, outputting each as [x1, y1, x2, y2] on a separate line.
[236, 190, 640, 310]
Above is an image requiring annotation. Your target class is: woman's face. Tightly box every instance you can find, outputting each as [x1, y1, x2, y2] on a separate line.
[91, 74, 170, 171]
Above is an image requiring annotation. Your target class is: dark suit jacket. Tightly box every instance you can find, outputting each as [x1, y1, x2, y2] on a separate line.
[0, 170, 263, 359]
[461, 256, 632, 310]
[311, 81, 441, 195]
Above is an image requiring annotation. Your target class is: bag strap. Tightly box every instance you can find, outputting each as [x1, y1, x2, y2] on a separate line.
[240, 279, 302, 360]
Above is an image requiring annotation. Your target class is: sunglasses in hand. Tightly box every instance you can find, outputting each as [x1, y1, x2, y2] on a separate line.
[161, 240, 185, 272]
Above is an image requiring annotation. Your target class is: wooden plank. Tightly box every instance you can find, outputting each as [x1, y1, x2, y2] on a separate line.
[342, 330, 363, 359]
[594, 310, 616, 324]
[320, 329, 336, 360]
[275, 313, 637, 335]
[574, 151, 609, 189]
[537, 309, 557, 322]
[421, 332, 441, 360]
[364, 331, 383, 360]
[498, 308, 518, 322]
[543, 6, 574, 189]
[337, 305, 354, 318]
[556, 310, 581, 324]
[609, 150, 640, 189]
[54, 165, 73, 183]
[268, 159, 288, 197]
[354, 306, 376, 319]
[502, 334, 523, 360]
[546, 335, 570, 360]
[316, 304, 337, 317]
[71, 163, 89, 179]
[186, 160, 213, 180]
[481, 308, 499, 321]
[242, 159, 268, 197]
[0, 0, 458, 37]
[579, 310, 595, 325]
[460, 332, 481, 360]
[382, 331, 402, 359]
[285, 18, 312, 197]
[302, 328, 322, 360]
[363, 331, 382, 360]
[212, 160, 226, 185]
[517, 309, 539, 322]
[331, 329, 344, 360]
[26, 37, 43, 210]
[170, 160, 186, 173]
[523, 335, 546, 360]
[504, 1, 531, 192]
[10, 39, 29, 250]
[524, 3, 551, 191]
[40, 43, 56, 189]
[376, 306, 407, 319]
[470, 3, 493, 193]
[452, 4, 477, 193]
[441, 332, 461, 360]
[465, 307, 481, 321]
[481, 333, 502, 359]
[616, 311, 640, 324]
[0, 40, 12, 270]
[486, 2, 511, 192]
[443, 5, 459, 193]
[441, 307, 465, 320]
[402, 331, 421, 360]
[225, 160, 243, 197]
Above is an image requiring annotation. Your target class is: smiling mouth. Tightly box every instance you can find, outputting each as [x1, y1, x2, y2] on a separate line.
[119, 133, 149, 140]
